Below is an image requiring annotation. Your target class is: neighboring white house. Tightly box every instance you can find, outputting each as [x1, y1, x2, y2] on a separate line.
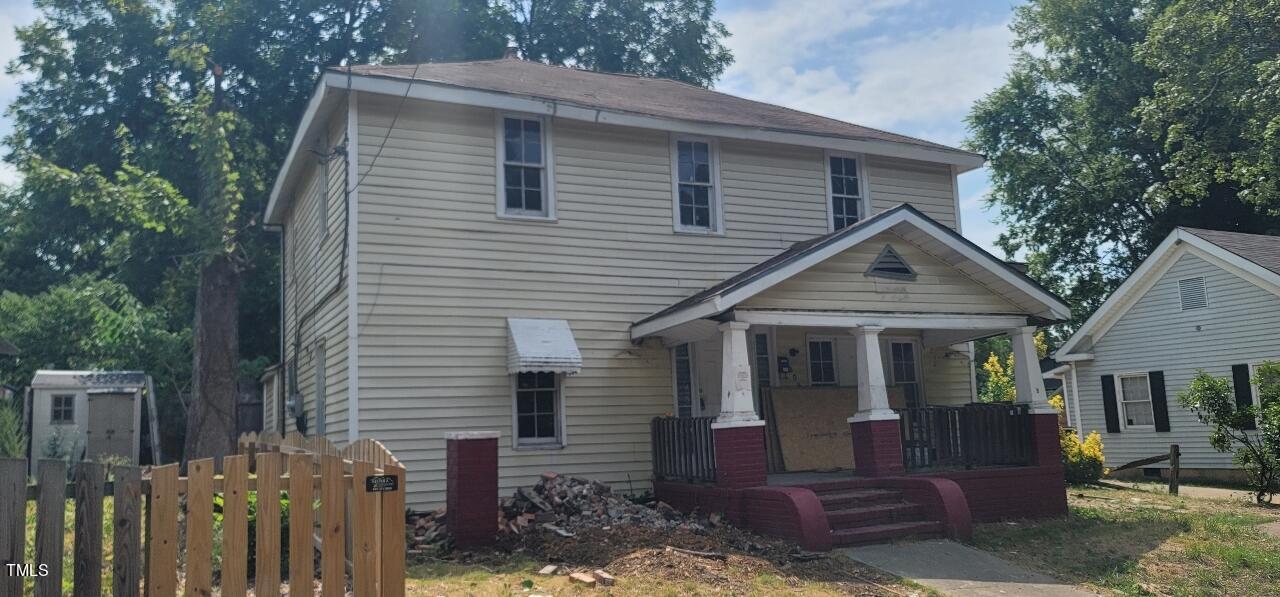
[1054, 227, 1280, 480]
[28, 370, 149, 475]
[264, 58, 1070, 508]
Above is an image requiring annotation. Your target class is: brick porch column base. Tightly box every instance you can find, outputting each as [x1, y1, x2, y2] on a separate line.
[1029, 413, 1064, 470]
[850, 418, 904, 477]
[713, 423, 768, 489]
[445, 431, 499, 549]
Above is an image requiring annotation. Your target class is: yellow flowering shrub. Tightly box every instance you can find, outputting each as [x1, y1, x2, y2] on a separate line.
[1061, 429, 1105, 484]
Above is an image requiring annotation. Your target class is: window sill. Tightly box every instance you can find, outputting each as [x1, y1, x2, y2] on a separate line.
[673, 227, 725, 237]
[512, 442, 565, 451]
[498, 213, 558, 223]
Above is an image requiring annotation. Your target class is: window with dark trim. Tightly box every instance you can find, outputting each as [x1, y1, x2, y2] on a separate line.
[808, 339, 837, 386]
[51, 394, 75, 424]
[829, 156, 863, 230]
[516, 371, 560, 445]
[500, 116, 548, 217]
[1118, 373, 1154, 428]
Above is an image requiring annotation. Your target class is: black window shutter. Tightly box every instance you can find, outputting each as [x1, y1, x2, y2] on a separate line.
[1149, 371, 1170, 432]
[1101, 374, 1120, 433]
[1232, 364, 1257, 431]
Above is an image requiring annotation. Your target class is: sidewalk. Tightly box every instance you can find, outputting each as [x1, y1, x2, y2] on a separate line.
[841, 540, 1097, 597]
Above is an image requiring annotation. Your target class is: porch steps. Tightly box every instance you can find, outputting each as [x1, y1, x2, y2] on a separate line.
[802, 482, 945, 546]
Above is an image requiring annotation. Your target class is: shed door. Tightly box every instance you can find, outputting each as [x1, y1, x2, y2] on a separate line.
[87, 393, 134, 462]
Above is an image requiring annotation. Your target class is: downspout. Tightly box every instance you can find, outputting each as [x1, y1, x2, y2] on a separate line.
[1069, 362, 1083, 440]
[275, 222, 287, 434]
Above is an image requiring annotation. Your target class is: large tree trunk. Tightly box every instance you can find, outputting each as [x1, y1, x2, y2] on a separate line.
[183, 254, 241, 463]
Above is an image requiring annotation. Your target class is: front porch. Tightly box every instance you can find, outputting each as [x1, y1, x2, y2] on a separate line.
[630, 207, 1073, 549]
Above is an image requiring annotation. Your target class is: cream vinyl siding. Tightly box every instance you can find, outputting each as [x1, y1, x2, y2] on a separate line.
[740, 232, 1023, 313]
[348, 93, 966, 507]
[1073, 252, 1280, 469]
[867, 156, 957, 229]
[282, 113, 350, 443]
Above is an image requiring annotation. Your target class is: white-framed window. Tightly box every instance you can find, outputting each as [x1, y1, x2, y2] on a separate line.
[51, 394, 75, 425]
[825, 152, 869, 231]
[514, 371, 563, 447]
[496, 113, 555, 220]
[807, 337, 837, 386]
[1178, 276, 1208, 310]
[672, 344, 697, 418]
[671, 136, 723, 234]
[1116, 373, 1155, 429]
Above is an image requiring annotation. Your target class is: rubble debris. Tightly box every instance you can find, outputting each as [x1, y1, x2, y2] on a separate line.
[591, 569, 616, 586]
[537, 565, 560, 576]
[568, 572, 597, 587]
[665, 545, 726, 560]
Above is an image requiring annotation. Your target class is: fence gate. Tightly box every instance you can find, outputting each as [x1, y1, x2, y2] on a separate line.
[3, 433, 406, 596]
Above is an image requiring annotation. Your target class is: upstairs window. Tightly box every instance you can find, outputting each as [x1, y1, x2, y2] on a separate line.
[827, 154, 865, 230]
[498, 115, 554, 219]
[1178, 276, 1207, 311]
[866, 245, 917, 280]
[672, 137, 721, 233]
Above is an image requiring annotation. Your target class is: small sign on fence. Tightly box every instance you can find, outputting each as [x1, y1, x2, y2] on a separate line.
[366, 474, 399, 492]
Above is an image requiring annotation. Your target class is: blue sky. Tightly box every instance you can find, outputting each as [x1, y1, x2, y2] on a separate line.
[0, 0, 1022, 255]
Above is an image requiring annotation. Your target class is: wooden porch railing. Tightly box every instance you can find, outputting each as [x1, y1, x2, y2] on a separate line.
[651, 416, 717, 483]
[898, 403, 1032, 470]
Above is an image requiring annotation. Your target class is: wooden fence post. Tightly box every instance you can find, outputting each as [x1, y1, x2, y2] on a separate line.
[111, 465, 142, 597]
[320, 454, 347, 597]
[1169, 444, 1181, 496]
[0, 459, 24, 597]
[186, 458, 215, 595]
[35, 460, 67, 596]
[256, 452, 284, 597]
[380, 463, 407, 597]
[222, 454, 250, 597]
[74, 461, 106, 597]
[287, 453, 316, 592]
[147, 464, 179, 597]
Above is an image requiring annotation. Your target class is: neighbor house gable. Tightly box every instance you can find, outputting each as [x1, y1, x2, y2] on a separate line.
[1056, 228, 1280, 360]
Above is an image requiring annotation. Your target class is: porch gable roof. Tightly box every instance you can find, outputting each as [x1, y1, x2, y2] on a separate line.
[631, 204, 1071, 339]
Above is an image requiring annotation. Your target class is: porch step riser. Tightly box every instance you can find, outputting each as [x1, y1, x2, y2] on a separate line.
[830, 521, 944, 547]
[818, 492, 903, 511]
[825, 504, 924, 530]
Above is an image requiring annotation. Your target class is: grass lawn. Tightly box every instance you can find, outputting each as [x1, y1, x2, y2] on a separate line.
[972, 485, 1280, 596]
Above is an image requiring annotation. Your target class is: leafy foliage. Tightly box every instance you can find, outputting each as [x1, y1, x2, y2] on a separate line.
[979, 353, 1017, 403]
[1178, 363, 1280, 503]
[1061, 428, 1106, 485]
[0, 403, 26, 458]
[967, 0, 1280, 331]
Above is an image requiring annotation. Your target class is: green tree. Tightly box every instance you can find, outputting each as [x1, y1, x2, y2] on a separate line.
[1179, 363, 1280, 503]
[966, 0, 1280, 329]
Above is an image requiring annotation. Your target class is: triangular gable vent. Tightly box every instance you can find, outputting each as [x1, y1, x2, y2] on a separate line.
[866, 244, 916, 280]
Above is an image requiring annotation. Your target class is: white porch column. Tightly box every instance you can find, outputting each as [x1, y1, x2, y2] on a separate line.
[712, 321, 763, 428]
[1010, 325, 1056, 414]
[848, 326, 898, 423]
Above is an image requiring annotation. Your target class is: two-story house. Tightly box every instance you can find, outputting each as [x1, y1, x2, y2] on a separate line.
[264, 58, 1071, 524]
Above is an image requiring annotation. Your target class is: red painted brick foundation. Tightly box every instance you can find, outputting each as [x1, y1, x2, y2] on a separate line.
[653, 480, 831, 551]
[850, 418, 904, 477]
[713, 423, 768, 489]
[445, 431, 499, 549]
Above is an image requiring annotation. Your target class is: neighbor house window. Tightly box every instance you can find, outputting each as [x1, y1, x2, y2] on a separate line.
[827, 154, 865, 230]
[673, 344, 695, 418]
[498, 115, 553, 218]
[1118, 373, 1154, 428]
[672, 137, 720, 232]
[808, 338, 837, 386]
[51, 394, 75, 424]
[515, 371, 561, 446]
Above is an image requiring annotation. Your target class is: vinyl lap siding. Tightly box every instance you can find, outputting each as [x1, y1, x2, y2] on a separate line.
[282, 114, 350, 443]
[868, 156, 957, 229]
[352, 93, 965, 507]
[1073, 251, 1280, 469]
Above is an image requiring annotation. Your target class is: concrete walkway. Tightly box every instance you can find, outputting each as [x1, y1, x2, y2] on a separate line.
[841, 540, 1097, 597]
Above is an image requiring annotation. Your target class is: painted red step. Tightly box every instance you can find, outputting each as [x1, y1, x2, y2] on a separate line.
[830, 520, 943, 546]
[816, 489, 903, 510]
[825, 502, 924, 530]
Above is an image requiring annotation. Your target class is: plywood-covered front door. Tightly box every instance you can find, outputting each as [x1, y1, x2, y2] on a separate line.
[87, 392, 135, 462]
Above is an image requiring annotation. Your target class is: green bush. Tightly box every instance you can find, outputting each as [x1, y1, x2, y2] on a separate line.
[1061, 429, 1105, 484]
[213, 490, 292, 579]
[0, 404, 25, 458]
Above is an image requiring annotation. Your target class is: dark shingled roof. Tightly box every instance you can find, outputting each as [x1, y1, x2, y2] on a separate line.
[335, 59, 978, 157]
[1181, 228, 1280, 276]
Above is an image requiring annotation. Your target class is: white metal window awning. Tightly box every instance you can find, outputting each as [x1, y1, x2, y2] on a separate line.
[507, 318, 583, 375]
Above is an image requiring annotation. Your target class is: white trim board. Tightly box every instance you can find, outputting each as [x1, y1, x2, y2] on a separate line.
[266, 72, 986, 224]
[345, 91, 361, 443]
[1056, 228, 1280, 359]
